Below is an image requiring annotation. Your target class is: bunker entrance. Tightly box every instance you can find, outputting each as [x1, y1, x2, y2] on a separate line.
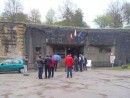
[52, 45, 84, 58]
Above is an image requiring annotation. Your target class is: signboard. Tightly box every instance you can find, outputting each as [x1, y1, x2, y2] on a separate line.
[110, 55, 115, 64]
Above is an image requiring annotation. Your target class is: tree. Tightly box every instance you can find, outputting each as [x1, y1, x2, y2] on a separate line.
[59, 0, 74, 26]
[1, 12, 29, 23]
[2, 0, 23, 22]
[72, 8, 87, 27]
[106, 1, 123, 28]
[94, 15, 112, 28]
[55, 0, 89, 27]
[29, 9, 41, 23]
[122, 2, 130, 24]
[14, 12, 30, 23]
[93, 1, 130, 28]
[45, 8, 56, 25]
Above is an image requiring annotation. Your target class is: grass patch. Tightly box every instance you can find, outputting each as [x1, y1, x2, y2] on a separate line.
[112, 64, 130, 70]
[128, 64, 130, 68]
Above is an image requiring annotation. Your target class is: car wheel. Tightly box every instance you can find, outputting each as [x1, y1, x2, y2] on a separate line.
[19, 68, 24, 73]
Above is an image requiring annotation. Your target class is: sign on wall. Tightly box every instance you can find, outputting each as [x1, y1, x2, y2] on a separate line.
[110, 55, 115, 64]
[110, 54, 115, 68]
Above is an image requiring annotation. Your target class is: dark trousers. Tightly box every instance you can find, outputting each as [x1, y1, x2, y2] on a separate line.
[45, 65, 50, 78]
[50, 67, 54, 77]
[54, 63, 57, 71]
[74, 63, 79, 71]
[38, 67, 43, 79]
[83, 63, 87, 70]
[79, 62, 83, 72]
[67, 67, 72, 78]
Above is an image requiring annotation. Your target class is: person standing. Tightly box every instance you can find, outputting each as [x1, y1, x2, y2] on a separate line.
[84, 57, 88, 70]
[79, 54, 83, 72]
[54, 60, 58, 71]
[82, 55, 87, 71]
[65, 53, 74, 78]
[44, 55, 52, 79]
[50, 55, 55, 78]
[37, 55, 44, 79]
[74, 55, 79, 72]
[23, 55, 29, 76]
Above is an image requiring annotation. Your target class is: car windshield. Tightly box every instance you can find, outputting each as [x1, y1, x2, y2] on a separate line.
[3, 59, 13, 64]
[0, 58, 22, 64]
[13, 60, 21, 64]
[0, 58, 14, 63]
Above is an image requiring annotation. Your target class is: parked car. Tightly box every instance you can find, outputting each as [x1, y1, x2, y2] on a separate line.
[0, 58, 24, 73]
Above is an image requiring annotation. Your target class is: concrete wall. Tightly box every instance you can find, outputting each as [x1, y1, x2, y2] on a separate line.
[86, 46, 115, 67]
[0, 23, 25, 59]
[1, 23, 130, 68]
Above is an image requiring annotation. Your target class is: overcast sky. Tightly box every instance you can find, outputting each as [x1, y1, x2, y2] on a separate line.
[0, 0, 129, 28]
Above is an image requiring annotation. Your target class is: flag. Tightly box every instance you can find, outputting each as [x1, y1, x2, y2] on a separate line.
[70, 33, 73, 42]
[74, 30, 77, 37]
[77, 32, 83, 41]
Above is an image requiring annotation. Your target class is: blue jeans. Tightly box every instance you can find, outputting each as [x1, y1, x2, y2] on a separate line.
[67, 67, 72, 78]
[38, 67, 43, 79]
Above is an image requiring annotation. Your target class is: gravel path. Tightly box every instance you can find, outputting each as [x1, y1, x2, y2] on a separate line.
[0, 68, 130, 98]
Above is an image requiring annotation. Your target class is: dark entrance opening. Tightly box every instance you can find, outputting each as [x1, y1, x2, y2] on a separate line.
[52, 45, 84, 58]
[67, 46, 84, 57]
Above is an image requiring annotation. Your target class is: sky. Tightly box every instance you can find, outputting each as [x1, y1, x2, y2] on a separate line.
[0, 0, 129, 28]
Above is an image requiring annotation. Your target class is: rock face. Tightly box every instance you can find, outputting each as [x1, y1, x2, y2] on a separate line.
[0, 22, 130, 68]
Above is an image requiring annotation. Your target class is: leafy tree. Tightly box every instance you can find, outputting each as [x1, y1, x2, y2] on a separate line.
[59, 0, 74, 26]
[29, 9, 41, 23]
[14, 12, 30, 23]
[55, 0, 89, 27]
[72, 8, 87, 27]
[94, 15, 112, 28]
[106, 1, 123, 28]
[122, 2, 130, 24]
[1, 12, 29, 23]
[2, 0, 23, 22]
[45, 8, 56, 25]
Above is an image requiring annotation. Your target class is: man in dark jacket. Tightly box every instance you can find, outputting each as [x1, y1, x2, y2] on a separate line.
[44, 55, 52, 79]
[37, 55, 44, 79]
[74, 55, 79, 72]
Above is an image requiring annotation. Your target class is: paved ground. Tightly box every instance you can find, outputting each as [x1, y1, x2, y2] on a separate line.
[0, 68, 130, 98]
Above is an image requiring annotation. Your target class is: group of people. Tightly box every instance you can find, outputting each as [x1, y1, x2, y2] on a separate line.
[22, 55, 58, 79]
[22, 53, 88, 79]
[74, 54, 87, 72]
[36, 55, 58, 79]
[64, 53, 87, 78]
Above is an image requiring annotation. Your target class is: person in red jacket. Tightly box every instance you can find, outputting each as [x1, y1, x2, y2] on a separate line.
[50, 55, 55, 78]
[65, 53, 74, 78]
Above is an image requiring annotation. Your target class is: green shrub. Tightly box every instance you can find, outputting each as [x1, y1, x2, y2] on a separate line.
[121, 65, 128, 69]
